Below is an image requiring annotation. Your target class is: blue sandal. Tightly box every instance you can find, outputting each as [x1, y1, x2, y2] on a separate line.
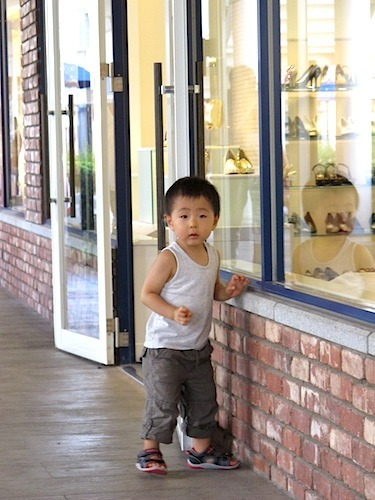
[136, 448, 167, 475]
[186, 446, 240, 470]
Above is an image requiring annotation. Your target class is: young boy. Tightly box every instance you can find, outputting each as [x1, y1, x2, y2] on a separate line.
[136, 176, 249, 474]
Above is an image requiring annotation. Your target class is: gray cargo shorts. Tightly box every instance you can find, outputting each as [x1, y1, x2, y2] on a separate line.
[140, 342, 218, 444]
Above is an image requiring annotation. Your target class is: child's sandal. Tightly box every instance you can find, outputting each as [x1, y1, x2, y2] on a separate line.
[135, 448, 167, 475]
[186, 445, 240, 470]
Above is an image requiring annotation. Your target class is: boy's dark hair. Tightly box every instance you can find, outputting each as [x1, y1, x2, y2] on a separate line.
[165, 176, 220, 216]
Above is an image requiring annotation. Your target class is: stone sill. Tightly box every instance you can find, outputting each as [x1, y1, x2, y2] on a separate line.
[229, 290, 375, 356]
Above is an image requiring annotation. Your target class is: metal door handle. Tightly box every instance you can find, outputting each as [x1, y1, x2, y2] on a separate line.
[68, 94, 76, 217]
[154, 63, 166, 251]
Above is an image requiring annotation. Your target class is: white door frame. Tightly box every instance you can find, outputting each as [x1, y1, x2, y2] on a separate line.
[45, 0, 114, 365]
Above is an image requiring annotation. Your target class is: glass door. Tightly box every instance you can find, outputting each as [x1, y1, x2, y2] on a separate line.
[45, 0, 115, 364]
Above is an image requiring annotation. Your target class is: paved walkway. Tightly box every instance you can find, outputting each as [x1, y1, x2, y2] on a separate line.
[0, 287, 289, 499]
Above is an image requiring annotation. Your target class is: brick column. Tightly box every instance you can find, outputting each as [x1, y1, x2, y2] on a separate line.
[20, 0, 44, 224]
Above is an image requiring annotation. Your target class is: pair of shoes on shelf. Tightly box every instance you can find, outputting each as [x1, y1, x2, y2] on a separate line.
[320, 64, 354, 90]
[326, 212, 354, 234]
[224, 149, 254, 175]
[312, 162, 352, 186]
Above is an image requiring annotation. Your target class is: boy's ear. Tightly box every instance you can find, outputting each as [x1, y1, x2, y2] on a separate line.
[212, 215, 219, 229]
[164, 214, 174, 230]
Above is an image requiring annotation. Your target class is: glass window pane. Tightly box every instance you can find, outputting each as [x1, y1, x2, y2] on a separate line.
[282, 0, 375, 310]
[7, 0, 24, 211]
[202, 0, 261, 278]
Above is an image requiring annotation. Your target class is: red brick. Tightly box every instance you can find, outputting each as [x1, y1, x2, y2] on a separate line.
[230, 374, 249, 399]
[235, 399, 251, 423]
[301, 387, 321, 414]
[291, 357, 310, 382]
[320, 340, 341, 369]
[310, 363, 331, 392]
[282, 378, 301, 405]
[228, 329, 242, 352]
[352, 439, 375, 472]
[248, 314, 266, 338]
[320, 448, 342, 480]
[252, 454, 270, 478]
[313, 469, 332, 499]
[294, 457, 313, 487]
[265, 371, 283, 395]
[339, 405, 364, 438]
[211, 343, 223, 364]
[252, 408, 267, 434]
[232, 417, 249, 443]
[320, 394, 341, 425]
[283, 427, 301, 455]
[301, 333, 320, 359]
[270, 466, 287, 490]
[266, 419, 283, 444]
[331, 482, 358, 500]
[364, 473, 375, 500]
[265, 320, 281, 343]
[259, 389, 274, 415]
[364, 418, 375, 446]
[249, 385, 260, 406]
[342, 350, 365, 380]
[274, 398, 292, 425]
[212, 301, 220, 319]
[249, 362, 266, 387]
[330, 372, 353, 402]
[235, 354, 250, 378]
[260, 437, 277, 463]
[291, 407, 310, 435]
[365, 358, 375, 385]
[214, 323, 228, 346]
[217, 409, 229, 429]
[330, 428, 352, 458]
[277, 448, 294, 474]
[310, 418, 330, 446]
[352, 385, 375, 416]
[215, 365, 229, 390]
[287, 477, 307, 500]
[249, 428, 261, 453]
[302, 439, 320, 466]
[244, 337, 260, 359]
[280, 325, 300, 352]
[220, 303, 234, 324]
[233, 308, 249, 330]
[341, 460, 365, 495]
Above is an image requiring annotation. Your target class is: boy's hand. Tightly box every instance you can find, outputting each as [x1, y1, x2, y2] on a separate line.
[225, 274, 250, 299]
[172, 306, 192, 325]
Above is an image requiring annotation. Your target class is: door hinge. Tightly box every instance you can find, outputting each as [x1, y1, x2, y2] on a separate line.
[101, 62, 123, 93]
[108, 316, 129, 348]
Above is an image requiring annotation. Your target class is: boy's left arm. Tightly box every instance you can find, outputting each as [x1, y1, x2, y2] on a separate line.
[214, 273, 250, 301]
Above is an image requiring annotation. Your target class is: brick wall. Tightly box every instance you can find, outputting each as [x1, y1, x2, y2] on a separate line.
[21, 0, 44, 224]
[211, 301, 375, 500]
[0, 221, 53, 320]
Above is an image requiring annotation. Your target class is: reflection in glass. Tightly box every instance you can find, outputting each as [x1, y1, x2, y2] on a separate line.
[59, 0, 100, 337]
[7, 0, 24, 210]
[202, 0, 261, 278]
[282, 0, 375, 310]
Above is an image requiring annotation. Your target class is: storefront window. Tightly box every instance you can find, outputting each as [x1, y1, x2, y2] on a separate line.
[7, 0, 24, 210]
[202, 0, 261, 278]
[281, 0, 375, 310]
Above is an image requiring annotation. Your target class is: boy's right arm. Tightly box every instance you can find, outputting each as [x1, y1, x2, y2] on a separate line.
[141, 250, 192, 325]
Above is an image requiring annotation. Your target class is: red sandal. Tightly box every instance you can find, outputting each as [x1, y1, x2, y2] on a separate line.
[136, 448, 167, 475]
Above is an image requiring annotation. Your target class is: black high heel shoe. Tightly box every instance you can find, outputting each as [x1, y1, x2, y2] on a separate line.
[304, 212, 317, 234]
[296, 64, 321, 89]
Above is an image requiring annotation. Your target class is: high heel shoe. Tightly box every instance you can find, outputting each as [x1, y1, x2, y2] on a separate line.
[285, 116, 296, 137]
[296, 64, 321, 89]
[283, 64, 297, 90]
[294, 116, 309, 139]
[223, 149, 239, 174]
[304, 212, 317, 234]
[371, 213, 375, 234]
[237, 149, 254, 174]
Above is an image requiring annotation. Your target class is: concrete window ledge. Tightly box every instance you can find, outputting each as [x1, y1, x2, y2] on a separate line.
[228, 290, 375, 356]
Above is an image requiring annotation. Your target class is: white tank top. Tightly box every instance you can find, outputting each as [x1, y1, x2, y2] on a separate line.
[144, 241, 219, 350]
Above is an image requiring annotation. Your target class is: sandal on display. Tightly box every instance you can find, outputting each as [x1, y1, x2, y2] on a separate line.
[312, 163, 329, 186]
[136, 448, 167, 475]
[224, 149, 240, 174]
[186, 446, 240, 470]
[325, 212, 340, 234]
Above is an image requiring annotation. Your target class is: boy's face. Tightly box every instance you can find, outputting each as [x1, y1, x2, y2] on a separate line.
[165, 195, 219, 246]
